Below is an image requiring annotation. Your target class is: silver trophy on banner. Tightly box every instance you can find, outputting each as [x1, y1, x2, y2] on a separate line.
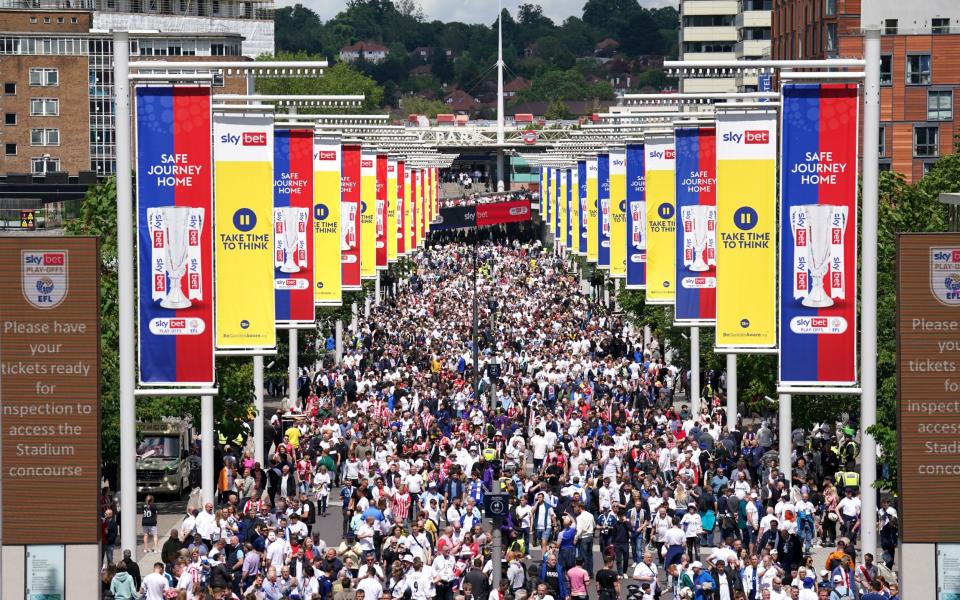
[279, 207, 302, 273]
[687, 205, 712, 272]
[160, 206, 193, 309]
[798, 204, 840, 308]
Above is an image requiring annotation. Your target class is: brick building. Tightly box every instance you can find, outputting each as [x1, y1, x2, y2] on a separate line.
[772, 0, 960, 181]
[0, 8, 249, 180]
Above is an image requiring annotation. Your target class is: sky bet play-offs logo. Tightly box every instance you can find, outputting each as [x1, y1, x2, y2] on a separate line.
[789, 316, 847, 335]
[21, 250, 68, 309]
[931, 247, 960, 306]
[722, 130, 770, 144]
[148, 317, 205, 335]
[220, 132, 267, 146]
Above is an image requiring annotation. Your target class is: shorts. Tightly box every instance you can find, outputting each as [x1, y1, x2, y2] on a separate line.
[537, 528, 553, 541]
[142, 525, 157, 536]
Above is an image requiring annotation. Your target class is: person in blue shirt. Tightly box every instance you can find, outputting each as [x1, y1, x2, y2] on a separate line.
[861, 579, 889, 600]
[557, 515, 578, 574]
[692, 562, 715, 600]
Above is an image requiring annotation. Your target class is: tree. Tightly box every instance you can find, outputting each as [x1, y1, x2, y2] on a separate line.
[545, 99, 570, 120]
[401, 95, 450, 117]
[256, 53, 385, 111]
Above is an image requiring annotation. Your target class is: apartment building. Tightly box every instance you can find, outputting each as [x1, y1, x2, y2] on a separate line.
[680, 0, 773, 92]
[0, 6, 256, 180]
[772, 0, 960, 181]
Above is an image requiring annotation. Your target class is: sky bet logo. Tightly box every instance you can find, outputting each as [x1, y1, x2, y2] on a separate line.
[25, 252, 65, 266]
[934, 250, 960, 262]
[221, 132, 267, 146]
[361, 160, 374, 168]
[317, 151, 337, 161]
[722, 130, 770, 144]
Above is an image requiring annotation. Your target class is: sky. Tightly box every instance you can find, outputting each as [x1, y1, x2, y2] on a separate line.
[282, 0, 674, 25]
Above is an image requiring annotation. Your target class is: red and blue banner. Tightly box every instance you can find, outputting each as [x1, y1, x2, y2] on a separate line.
[136, 86, 214, 386]
[626, 143, 646, 289]
[376, 153, 388, 269]
[597, 153, 611, 269]
[274, 128, 315, 324]
[577, 160, 588, 255]
[675, 127, 717, 324]
[341, 144, 361, 290]
[779, 83, 859, 386]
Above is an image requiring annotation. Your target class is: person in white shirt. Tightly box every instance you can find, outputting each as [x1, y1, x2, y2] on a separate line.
[357, 570, 383, 600]
[531, 430, 548, 471]
[140, 562, 170, 600]
[194, 503, 217, 544]
[836, 489, 862, 544]
[632, 552, 658, 596]
[680, 504, 702, 559]
[357, 516, 377, 556]
[266, 531, 290, 569]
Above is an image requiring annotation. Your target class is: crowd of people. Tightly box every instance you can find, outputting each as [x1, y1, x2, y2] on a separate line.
[105, 228, 898, 600]
[438, 191, 532, 209]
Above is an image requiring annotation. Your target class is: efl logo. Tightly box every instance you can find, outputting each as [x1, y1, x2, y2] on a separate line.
[318, 151, 337, 161]
[242, 132, 267, 146]
[744, 130, 769, 144]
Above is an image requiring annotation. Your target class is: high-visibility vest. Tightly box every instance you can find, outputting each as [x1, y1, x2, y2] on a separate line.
[835, 471, 860, 488]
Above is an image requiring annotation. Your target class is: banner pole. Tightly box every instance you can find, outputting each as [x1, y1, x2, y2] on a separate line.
[288, 329, 298, 411]
[201, 394, 214, 507]
[690, 326, 700, 416]
[113, 29, 138, 559]
[779, 393, 792, 480]
[335, 319, 343, 365]
[727, 353, 737, 429]
[860, 27, 881, 560]
[375, 271, 381, 306]
[253, 355, 265, 465]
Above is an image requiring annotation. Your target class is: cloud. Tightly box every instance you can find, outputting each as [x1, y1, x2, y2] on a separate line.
[281, 0, 673, 25]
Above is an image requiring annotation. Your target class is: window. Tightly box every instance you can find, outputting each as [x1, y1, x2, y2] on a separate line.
[884, 19, 898, 35]
[42, 17, 50, 24]
[56, 17, 64, 23]
[31, 156, 59, 174]
[928, 90, 953, 121]
[30, 128, 59, 146]
[29, 16, 37, 23]
[5, 143, 16, 156]
[29, 98, 59, 116]
[826, 23, 837, 52]
[212, 69, 224, 87]
[4, 82, 15, 95]
[211, 43, 226, 56]
[932, 18, 950, 35]
[880, 55, 892, 86]
[923, 161, 938, 176]
[5, 112, 16, 125]
[879, 162, 892, 173]
[878, 126, 886, 158]
[915, 126, 939, 157]
[824, 0, 836, 16]
[906, 54, 931, 85]
[29, 67, 58, 86]
[71, 17, 78, 23]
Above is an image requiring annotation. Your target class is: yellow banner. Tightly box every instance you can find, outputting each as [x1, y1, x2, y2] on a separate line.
[586, 159, 598, 262]
[715, 111, 777, 348]
[644, 136, 676, 304]
[559, 169, 567, 247]
[417, 170, 426, 246]
[360, 150, 376, 279]
[387, 159, 398, 262]
[313, 139, 342, 306]
[609, 148, 627, 278]
[212, 114, 276, 349]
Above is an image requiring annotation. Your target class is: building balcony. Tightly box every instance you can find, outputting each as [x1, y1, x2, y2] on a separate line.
[735, 39, 770, 58]
[682, 26, 738, 43]
[735, 9, 770, 29]
[681, 77, 737, 93]
[680, 51, 737, 61]
[682, 0, 738, 16]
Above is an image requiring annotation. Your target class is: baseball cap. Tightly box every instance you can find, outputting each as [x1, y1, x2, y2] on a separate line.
[691, 561, 703, 569]
[833, 575, 843, 582]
